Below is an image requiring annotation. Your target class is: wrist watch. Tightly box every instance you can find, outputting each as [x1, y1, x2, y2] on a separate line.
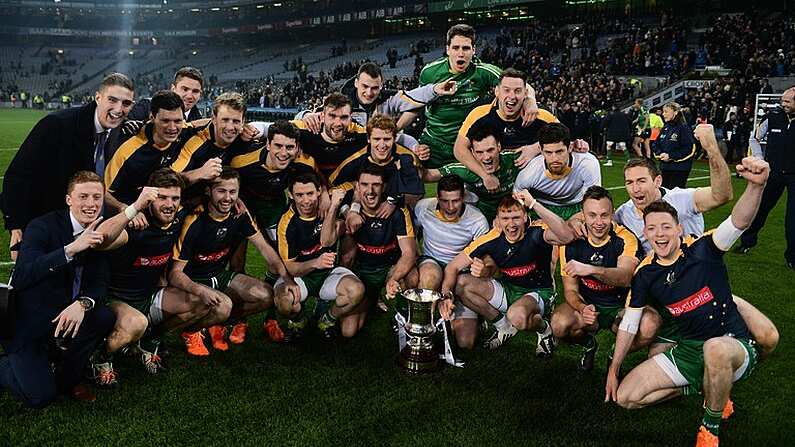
[77, 297, 94, 311]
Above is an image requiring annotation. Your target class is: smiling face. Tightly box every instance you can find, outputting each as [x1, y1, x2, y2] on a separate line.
[781, 89, 795, 115]
[322, 105, 352, 142]
[265, 133, 300, 170]
[66, 181, 104, 227]
[212, 105, 244, 147]
[437, 189, 464, 221]
[172, 77, 202, 112]
[472, 135, 501, 174]
[624, 166, 663, 211]
[446, 35, 474, 74]
[368, 128, 395, 163]
[497, 204, 527, 243]
[643, 211, 683, 261]
[95, 85, 134, 129]
[355, 72, 383, 105]
[152, 108, 184, 147]
[208, 177, 239, 216]
[149, 186, 181, 226]
[496, 76, 526, 119]
[541, 142, 569, 175]
[356, 173, 384, 211]
[290, 181, 320, 218]
[583, 197, 613, 242]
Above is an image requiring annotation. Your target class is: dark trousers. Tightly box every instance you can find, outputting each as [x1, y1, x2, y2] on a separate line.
[740, 171, 795, 263]
[0, 306, 115, 408]
[662, 169, 690, 189]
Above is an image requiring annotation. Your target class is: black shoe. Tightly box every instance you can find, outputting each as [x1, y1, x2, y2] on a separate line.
[733, 245, 753, 255]
[577, 336, 598, 372]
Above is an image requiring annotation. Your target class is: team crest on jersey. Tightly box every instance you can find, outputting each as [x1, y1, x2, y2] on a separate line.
[589, 252, 605, 266]
[665, 270, 676, 285]
[216, 227, 228, 240]
[503, 126, 516, 137]
[670, 133, 678, 142]
[313, 223, 323, 236]
[369, 221, 383, 230]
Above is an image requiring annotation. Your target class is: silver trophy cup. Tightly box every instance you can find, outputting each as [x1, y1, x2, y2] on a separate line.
[397, 288, 442, 374]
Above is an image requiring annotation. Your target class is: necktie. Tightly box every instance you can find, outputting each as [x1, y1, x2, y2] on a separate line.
[94, 131, 108, 177]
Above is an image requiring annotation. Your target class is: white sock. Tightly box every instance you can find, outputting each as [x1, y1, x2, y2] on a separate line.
[493, 315, 513, 332]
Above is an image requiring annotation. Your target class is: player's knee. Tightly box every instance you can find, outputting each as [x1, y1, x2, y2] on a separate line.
[418, 264, 442, 288]
[215, 295, 233, 320]
[615, 385, 641, 410]
[550, 313, 571, 339]
[757, 323, 780, 356]
[344, 279, 366, 304]
[455, 330, 476, 350]
[703, 338, 733, 367]
[123, 312, 149, 339]
[454, 274, 473, 297]
[506, 308, 529, 331]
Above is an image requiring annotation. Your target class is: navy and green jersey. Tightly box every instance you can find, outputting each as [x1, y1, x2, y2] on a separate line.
[108, 208, 189, 299]
[419, 56, 502, 144]
[276, 205, 335, 274]
[628, 233, 750, 342]
[560, 223, 642, 308]
[292, 119, 368, 178]
[170, 122, 254, 173]
[353, 207, 414, 270]
[105, 122, 185, 205]
[463, 223, 553, 290]
[459, 103, 558, 151]
[231, 148, 317, 227]
[173, 205, 259, 279]
[437, 151, 520, 221]
[328, 144, 424, 198]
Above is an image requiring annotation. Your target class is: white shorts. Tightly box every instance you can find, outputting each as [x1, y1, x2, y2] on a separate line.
[488, 279, 548, 316]
[606, 141, 627, 151]
[275, 266, 356, 303]
[148, 288, 166, 326]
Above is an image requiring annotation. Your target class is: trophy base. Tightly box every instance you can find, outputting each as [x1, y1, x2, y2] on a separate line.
[397, 346, 441, 375]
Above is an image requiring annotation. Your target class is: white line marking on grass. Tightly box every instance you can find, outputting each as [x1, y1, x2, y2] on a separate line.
[0, 148, 19, 151]
[606, 175, 710, 191]
[0, 261, 15, 266]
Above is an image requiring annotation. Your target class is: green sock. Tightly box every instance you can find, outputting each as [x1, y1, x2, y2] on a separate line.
[701, 407, 722, 436]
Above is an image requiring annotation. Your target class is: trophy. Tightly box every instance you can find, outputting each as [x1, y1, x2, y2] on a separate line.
[396, 288, 442, 374]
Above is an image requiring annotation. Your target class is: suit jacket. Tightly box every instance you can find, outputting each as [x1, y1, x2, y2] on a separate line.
[5, 210, 109, 349]
[1, 102, 122, 230]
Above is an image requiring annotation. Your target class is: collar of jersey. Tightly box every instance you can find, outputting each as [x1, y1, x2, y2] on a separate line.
[434, 208, 462, 223]
[495, 105, 521, 123]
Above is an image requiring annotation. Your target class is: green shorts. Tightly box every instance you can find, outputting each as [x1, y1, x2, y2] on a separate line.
[354, 264, 391, 301]
[249, 199, 287, 241]
[531, 202, 582, 221]
[194, 270, 238, 292]
[655, 338, 759, 395]
[494, 279, 555, 318]
[108, 289, 166, 326]
[419, 132, 456, 169]
[594, 304, 622, 330]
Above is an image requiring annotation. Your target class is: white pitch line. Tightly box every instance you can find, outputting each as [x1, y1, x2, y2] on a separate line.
[0, 261, 15, 266]
[606, 175, 710, 191]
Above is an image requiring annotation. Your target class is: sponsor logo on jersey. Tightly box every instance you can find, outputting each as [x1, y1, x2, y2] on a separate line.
[666, 286, 715, 317]
[195, 247, 230, 263]
[216, 227, 228, 240]
[357, 240, 397, 255]
[501, 262, 537, 277]
[580, 277, 614, 292]
[300, 243, 322, 256]
[133, 252, 172, 267]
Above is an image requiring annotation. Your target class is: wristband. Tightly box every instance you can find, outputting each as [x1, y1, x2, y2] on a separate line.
[124, 205, 139, 220]
[349, 202, 362, 214]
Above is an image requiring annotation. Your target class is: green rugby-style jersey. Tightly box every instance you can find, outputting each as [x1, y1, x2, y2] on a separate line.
[419, 56, 501, 167]
[437, 151, 519, 222]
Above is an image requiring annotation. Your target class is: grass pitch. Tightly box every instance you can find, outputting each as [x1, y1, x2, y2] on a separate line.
[0, 108, 792, 446]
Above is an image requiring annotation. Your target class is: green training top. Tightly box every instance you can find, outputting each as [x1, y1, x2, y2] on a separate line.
[419, 56, 502, 144]
[438, 151, 519, 222]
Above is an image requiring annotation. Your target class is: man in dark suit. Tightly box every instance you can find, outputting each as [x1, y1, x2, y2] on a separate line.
[2, 73, 135, 260]
[0, 171, 116, 408]
[127, 66, 204, 123]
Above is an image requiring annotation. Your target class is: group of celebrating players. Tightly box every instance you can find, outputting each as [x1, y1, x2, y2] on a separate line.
[3, 23, 781, 447]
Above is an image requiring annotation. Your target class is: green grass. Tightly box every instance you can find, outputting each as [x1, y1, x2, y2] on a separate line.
[0, 108, 792, 446]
